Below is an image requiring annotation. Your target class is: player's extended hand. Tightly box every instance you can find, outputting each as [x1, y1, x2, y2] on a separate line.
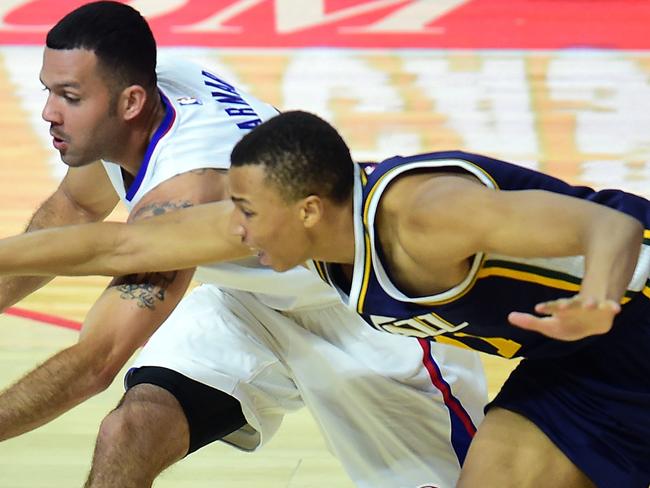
[508, 295, 621, 341]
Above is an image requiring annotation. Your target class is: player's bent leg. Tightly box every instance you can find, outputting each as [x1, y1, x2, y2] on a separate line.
[457, 407, 596, 488]
[85, 384, 188, 488]
[85, 367, 247, 488]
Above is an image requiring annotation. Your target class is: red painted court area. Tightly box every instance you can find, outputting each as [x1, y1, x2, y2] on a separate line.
[0, 0, 648, 49]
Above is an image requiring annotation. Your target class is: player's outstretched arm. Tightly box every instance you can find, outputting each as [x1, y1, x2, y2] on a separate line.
[0, 199, 252, 277]
[0, 163, 118, 311]
[480, 188, 641, 340]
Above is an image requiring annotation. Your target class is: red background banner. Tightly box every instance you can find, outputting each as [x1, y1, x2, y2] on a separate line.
[0, 0, 648, 49]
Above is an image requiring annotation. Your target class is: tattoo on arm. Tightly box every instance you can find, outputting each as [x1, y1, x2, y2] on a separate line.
[130, 201, 193, 221]
[112, 271, 178, 310]
[118, 194, 207, 308]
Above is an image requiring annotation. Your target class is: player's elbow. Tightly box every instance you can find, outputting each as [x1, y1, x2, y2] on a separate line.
[584, 208, 644, 250]
[66, 342, 122, 396]
[621, 213, 644, 241]
[91, 365, 120, 393]
[86, 354, 124, 394]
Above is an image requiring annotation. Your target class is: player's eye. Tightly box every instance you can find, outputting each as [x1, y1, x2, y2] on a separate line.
[63, 93, 80, 103]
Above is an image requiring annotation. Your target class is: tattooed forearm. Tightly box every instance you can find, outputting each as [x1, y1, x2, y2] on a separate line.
[112, 271, 179, 310]
[130, 201, 193, 222]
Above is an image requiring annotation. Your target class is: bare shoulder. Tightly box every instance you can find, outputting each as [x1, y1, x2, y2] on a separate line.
[381, 171, 483, 227]
[134, 168, 228, 206]
[375, 171, 486, 288]
[131, 168, 228, 223]
[147, 168, 228, 200]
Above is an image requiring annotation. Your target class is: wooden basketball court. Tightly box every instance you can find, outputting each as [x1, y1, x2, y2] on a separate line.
[0, 1, 649, 486]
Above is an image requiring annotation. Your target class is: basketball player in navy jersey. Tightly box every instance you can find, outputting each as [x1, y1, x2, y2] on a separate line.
[221, 111, 649, 488]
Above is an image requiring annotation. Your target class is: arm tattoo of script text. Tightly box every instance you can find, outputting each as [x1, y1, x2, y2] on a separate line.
[113, 271, 178, 310]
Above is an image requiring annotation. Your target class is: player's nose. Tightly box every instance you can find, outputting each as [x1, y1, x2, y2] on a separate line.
[41, 94, 62, 124]
[229, 212, 246, 240]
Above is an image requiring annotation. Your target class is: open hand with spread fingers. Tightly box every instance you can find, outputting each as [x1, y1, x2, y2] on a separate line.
[508, 295, 621, 341]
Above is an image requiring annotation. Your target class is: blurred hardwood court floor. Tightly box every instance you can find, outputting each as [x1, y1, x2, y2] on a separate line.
[1, 40, 649, 486]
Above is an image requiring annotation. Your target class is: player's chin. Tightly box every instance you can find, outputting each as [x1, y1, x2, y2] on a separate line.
[269, 261, 294, 273]
[258, 249, 300, 272]
[268, 257, 297, 273]
[258, 250, 283, 271]
[61, 154, 94, 168]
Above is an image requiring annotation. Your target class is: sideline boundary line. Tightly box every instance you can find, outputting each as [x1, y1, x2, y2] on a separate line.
[4, 307, 82, 331]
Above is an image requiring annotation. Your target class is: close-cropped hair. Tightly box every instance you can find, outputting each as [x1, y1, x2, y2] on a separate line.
[231, 111, 354, 204]
[46, 1, 157, 91]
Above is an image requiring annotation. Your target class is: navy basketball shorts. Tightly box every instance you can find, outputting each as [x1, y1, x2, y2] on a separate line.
[489, 316, 650, 487]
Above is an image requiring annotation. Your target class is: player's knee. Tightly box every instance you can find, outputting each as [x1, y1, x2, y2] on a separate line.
[95, 403, 141, 451]
[95, 388, 163, 447]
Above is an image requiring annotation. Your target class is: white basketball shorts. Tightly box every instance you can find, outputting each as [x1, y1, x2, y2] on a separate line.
[130, 284, 487, 488]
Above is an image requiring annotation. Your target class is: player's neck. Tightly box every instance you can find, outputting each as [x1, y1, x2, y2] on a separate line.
[109, 94, 166, 177]
[311, 200, 355, 264]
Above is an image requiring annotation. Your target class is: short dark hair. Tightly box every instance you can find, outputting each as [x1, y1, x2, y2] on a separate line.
[231, 111, 354, 204]
[46, 1, 157, 92]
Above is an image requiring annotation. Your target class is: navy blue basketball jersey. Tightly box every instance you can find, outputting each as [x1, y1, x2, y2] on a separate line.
[310, 151, 650, 359]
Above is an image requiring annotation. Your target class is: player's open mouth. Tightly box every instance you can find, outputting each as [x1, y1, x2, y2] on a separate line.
[52, 137, 67, 151]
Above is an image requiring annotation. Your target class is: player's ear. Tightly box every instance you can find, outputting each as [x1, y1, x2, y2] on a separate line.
[119, 85, 148, 121]
[300, 195, 323, 229]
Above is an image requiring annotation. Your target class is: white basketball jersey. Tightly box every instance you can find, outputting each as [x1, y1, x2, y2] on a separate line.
[102, 56, 339, 310]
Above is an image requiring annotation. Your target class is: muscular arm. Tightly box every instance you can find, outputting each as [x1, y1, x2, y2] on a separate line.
[0, 199, 251, 277]
[399, 175, 642, 299]
[394, 175, 643, 338]
[0, 162, 118, 310]
[0, 269, 190, 440]
[0, 169, 225, 440]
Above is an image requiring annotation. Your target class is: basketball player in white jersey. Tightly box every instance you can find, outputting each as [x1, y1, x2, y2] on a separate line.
[0, 3, 486, 487]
